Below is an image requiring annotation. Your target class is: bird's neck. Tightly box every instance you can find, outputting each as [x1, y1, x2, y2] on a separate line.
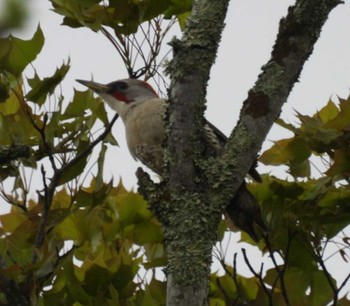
[118, 99, 148, 120]
[105, 96, 152, 120]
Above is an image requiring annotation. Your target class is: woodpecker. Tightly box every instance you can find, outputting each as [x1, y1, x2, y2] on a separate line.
[77, 78, 267, 241]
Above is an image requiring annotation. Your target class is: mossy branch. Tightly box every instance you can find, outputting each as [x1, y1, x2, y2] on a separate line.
[210, 0, 343, 202]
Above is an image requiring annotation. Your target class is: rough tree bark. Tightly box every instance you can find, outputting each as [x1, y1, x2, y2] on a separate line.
[137, 0, 342, 305]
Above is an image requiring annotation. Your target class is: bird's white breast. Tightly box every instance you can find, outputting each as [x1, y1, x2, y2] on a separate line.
[122, 98, 167, 173]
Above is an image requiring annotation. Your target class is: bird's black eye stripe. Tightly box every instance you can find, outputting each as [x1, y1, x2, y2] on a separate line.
[107, 81, 128, 93]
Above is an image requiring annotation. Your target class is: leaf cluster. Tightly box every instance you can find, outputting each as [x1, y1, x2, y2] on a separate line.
[1, 4, 350, 306]
[261, 98, 350, 179]
[208, 97, 350, 305]
[0, 26, 157, 305]
[0, 0, 29, 36]
[50, 0, 192, 34]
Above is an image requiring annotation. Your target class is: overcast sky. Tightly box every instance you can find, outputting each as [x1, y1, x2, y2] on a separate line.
[10, 0, 350, 290]
[19, 0, 350, 187]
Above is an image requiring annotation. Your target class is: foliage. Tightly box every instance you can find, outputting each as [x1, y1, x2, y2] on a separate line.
[50, 0, 192, 80]
[50, 0, 192, 33]
[0, 0, 29, 35]
[0, 2, 350, 306]
[0, 26, 168, 305]
[205, 98, 350, 305]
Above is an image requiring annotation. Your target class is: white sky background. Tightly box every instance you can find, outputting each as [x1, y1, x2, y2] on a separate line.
[6, 0, 350, 298]
[20, 0, 350, 187]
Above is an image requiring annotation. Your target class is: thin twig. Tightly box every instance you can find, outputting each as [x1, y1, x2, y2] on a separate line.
[32, 114, 119, 263]
[338, 273, 350, 296]
[100, 16, 175, 80]
[316, 248, 338, 305]
[241, 248, 273, 305]
[216, 277, 234, 304]
[32, 165, 49, 263]
[232, 252, 239, 289]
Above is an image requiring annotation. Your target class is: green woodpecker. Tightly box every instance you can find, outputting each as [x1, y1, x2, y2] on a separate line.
[77, 78, 267, 241]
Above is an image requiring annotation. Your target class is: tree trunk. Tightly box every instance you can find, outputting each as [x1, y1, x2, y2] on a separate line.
[166, 275, 208, 306]
[165, 1, 230, 304]
[138, 1, 342, 305]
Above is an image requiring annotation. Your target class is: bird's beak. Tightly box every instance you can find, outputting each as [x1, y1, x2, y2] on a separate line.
[76, 79, 109, 93]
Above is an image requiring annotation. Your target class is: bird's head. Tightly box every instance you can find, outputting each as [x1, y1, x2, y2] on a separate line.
[76, 78, 159, 116]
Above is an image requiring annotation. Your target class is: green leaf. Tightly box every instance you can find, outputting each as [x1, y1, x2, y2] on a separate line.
[143, 243, 166, 269]
[308, 270, 334, 306]
[133, 220, 163, 244]
[94, 100, 109, 124]
[1, 0, 28, 32]
[239, 277, 259, 301]
[116, 192, 151, 226]
[58, 140, 90, 185]
[289, 159, 310, 177]
[61, 256, 92, 303]
[2, 220, 37, 265]
[260, 138, 293, 165]
[284, 267, 311, 305]
[275, 118, 299, 133]
[107, 285, 120, 306]
[51, 0, 188, 34]
[209, 298, 225, 306]
[95, 144, 107, 188]
[58, 154, 89, 185]
[217, 219, 227, 241]
[90, 180, 114, 207]
[65, 89, 97, 117]
[287, 137, 311, 162]
[0, 81, 10, 102]
[0, 25, 44, 76]
[298, 112, 321, 131]
[326, 149, 350, 177]
[0, 79, 40, 145]
[0, 208, 27, 233]
[75, 188, 94, 207]
[325, 96, 350, 131]
[216, 274, 237, 299]
[176, 11, 191, 30]
[0, 84, 20, 115]
[55, 212, 85, 242]
[287, 238, 317, 270]
[260, 136, 311, 177]
[26, 61, 70, 105]
[165, 0, 192, 17]
[317, 99, 339, 123]
[337, 296, 350, 305]
[147, 278, 166, 305]
[51, 0, 103, 31]
[82, 264, 112, 296]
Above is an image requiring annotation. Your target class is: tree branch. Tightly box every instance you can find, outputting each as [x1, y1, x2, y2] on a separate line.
[315, 248, 338, 304]
[241, 248, 273, 306]
[32, 114, 119, 263]
[153, 1, 341, 305]
[211, 0, 343, 207]
[166, 0, 230, 188]
[163, 1, 231, 305]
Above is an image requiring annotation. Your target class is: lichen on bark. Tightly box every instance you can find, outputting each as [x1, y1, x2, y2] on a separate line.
[138, 1, 342, 306]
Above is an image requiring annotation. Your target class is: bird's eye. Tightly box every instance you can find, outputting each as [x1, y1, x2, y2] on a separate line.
[107, 81, 128, 94]
[117, 81, 128, 90]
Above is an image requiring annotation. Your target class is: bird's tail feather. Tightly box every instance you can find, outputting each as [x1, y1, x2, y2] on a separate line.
[225, 182, 267, 242]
